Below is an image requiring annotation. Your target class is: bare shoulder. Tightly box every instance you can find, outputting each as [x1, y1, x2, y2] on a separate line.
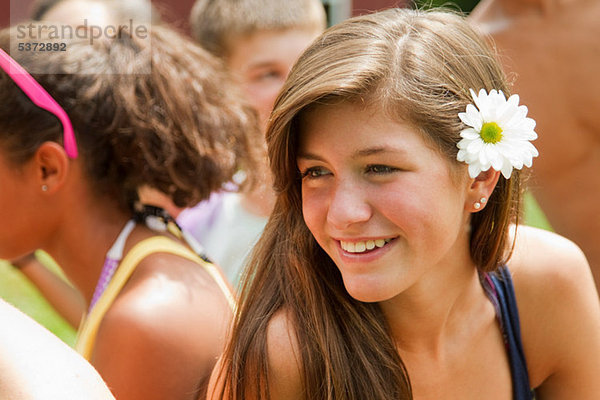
[507, 225, 600, 397]
[509, 224, 592, 284]
[266, 309, 304, 400]
[0, 299, 114, 400]
[207, 310, 303, 400]
[93, 252, 233, 399]
[103, 251, 233, 348]
[124, 251, 231, 316]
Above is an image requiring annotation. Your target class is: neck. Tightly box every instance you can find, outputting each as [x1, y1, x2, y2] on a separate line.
[379, 232, 490, 357]
[41, 195, 132, 306]
[240, 169, 276, 217]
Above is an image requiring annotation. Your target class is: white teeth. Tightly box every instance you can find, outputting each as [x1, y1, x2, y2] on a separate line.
[340, 238, 392, 253]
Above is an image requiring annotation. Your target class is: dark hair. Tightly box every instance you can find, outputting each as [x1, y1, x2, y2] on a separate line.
[216, 8, 524, 400]
[0, 24, 259, 212]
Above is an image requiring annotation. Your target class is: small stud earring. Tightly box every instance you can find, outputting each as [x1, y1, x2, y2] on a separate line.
[42, 184, 48, 192]
[474, 201, 481, 210]
[480, 197, 487, 204]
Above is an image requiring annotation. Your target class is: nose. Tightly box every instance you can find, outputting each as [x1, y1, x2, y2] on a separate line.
[326, 180, 372, 230]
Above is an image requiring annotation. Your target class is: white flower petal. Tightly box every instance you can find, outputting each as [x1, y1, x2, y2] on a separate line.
[503, 105, 529, 129]
[490, 152, 504, 171]
[457, 137, 471, 150]
[525, 117, 537, 131]
[468, 162, 483, 178]
[496, 94, 520, 126]
[529, 143, 539, 157]
[472, 89, 487, 112]
[511, 157, 524, 170]
[501, 163, 513, 179]
[478, 144, 493, 165]
[467, 138, 484, 154]
[460, 127, 480, 140]
[459, 105, 483, 130]
[457, 88, 538, 180]
[490, 90, 506, 109]
[507, 93, 520, 106]
[469, 88, 478, 100]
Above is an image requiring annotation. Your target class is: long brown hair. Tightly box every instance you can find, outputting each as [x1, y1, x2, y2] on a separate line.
[0, 24, 259, 212]
[217, 8, 523, 399]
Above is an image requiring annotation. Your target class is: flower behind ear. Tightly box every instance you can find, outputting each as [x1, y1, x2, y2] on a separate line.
[456, 88, 539, 179]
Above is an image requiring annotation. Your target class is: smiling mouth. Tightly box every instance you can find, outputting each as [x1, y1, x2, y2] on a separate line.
[339, 238, 394, 254]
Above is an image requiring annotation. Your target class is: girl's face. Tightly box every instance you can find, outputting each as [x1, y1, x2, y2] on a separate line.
[297, 102, 472, 302]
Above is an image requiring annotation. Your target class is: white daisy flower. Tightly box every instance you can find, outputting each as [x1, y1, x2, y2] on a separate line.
[456, 88, 539, 179]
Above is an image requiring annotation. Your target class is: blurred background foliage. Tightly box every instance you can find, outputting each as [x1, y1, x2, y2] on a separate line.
[0, 251, 76, 345]
[413, 0, 481, 13]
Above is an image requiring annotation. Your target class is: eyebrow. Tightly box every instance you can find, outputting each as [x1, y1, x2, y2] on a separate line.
[297, 146, 407, 161]
[247, 61, 278, 69]
[353, 146, 407, 158]
[296, 151, 323, 162]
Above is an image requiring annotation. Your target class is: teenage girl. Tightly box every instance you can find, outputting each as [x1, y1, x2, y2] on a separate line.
[210, 8, 600, 399]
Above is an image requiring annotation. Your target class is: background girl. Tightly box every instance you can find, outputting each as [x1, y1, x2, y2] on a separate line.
[0, 22, 258, 400]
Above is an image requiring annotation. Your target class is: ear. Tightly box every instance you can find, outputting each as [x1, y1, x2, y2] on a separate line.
[465, 168, 500, 212]
[33, 142, 70, 194]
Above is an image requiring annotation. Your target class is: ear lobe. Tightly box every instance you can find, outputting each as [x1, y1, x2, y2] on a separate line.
[34, 142, 70, 193]
[466, 168, 500, 211]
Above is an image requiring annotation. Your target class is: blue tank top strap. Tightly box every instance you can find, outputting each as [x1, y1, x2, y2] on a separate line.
[480, 266, 534, 400]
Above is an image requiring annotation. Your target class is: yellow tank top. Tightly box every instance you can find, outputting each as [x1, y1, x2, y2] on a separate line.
[74, 236, 236, 360]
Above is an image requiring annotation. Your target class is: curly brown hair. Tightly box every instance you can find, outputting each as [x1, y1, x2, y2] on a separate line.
[0, 23, 260, 212]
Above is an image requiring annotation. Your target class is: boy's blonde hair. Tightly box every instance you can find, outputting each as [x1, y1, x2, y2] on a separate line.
[190, 0, 326, 57]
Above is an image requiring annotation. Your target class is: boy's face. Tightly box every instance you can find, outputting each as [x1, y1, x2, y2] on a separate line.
[226, 28, 321, 132]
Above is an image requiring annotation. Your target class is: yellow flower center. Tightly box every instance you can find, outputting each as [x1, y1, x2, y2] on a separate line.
[480, 122, 503, 144]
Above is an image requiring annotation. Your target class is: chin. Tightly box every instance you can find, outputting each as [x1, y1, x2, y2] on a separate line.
[341, 275, 397, 303]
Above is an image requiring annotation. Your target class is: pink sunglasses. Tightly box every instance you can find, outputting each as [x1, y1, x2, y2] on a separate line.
[0, 48, 78, 158]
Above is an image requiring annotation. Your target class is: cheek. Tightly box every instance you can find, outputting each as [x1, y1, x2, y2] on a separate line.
[0, 196, 40, 259]
[301, 186, 328, 240]
[244, 80, 283, 110]
[379, 187, 430, 234]
[381, 182, 462, 242]
[243, 82, 282, 129]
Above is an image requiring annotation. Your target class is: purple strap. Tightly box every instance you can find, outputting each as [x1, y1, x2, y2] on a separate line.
[88, 220, 136, 313]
